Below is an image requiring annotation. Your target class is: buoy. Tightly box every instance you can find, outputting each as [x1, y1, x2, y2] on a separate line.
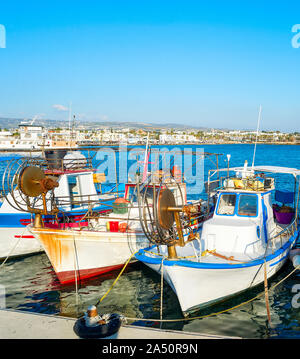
[119, 222, 129, 233]
[73, 305, 123, 339]
[112, 197, 128, 214]
[289, 249, 300, 269]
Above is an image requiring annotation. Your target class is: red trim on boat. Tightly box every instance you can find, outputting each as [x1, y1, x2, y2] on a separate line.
[44, 169, 95, 175]
[56, 264, 125, 284]
[20, 219, 32, 226]
[14, 235, 35, 239]
[44, 221, 89, 229]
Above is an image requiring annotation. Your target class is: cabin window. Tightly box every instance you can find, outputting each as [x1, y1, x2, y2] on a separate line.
[126, 186, 155, 204]
[67, 175, 80, 207]
[217, 194, 236, 215]
[238, 194, 258, 217]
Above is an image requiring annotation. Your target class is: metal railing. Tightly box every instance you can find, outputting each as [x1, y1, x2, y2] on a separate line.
[44, 156, 94, 172]
[268, 217, 298, 251]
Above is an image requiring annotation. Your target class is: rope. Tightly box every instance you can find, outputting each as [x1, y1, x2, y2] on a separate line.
[72, 234, 81, 313]
[160, 257, 165, 322]
[0, 226, 28, 269]
[88, 231, 300, 324]
[95, 250, 138, 307]
[263, 260, 271, 324]
[124, 264, 300, 323]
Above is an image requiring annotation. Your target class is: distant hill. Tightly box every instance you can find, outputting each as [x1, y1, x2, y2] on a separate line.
[0, 117, 210, 131]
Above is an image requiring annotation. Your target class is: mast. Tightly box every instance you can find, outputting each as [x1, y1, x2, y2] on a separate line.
[251, 105, 262, 169]
[68, 102, 72, 149]
[142, 132, 150, 183]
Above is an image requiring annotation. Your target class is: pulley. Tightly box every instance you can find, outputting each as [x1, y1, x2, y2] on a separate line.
[137, 176, 202, 259]
[2, 157, 60, 220]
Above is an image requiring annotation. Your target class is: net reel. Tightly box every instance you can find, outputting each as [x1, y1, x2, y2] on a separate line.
[137, 172, 202, 259]
[2, 157, 59, 225]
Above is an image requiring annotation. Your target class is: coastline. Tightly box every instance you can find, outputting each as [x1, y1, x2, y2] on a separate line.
[0, 142, 298, 153]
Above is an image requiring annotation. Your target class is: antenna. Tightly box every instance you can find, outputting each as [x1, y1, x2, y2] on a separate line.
[31, 115, 38, 126]
[71, 114, 75, 148]
[68, 102, 72, 148]
[226, 153, 231, 178]
[142, 132, 150, 182]
[251, 105, 262, 169]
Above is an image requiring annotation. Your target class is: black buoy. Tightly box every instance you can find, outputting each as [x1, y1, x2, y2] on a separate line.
[73, 305, 123, 339]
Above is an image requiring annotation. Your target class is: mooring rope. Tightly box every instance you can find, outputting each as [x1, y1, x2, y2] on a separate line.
[95, 250, 138, 307]
[124, 263, 300, 323]
[93, 243, 300, 323]
[0, 226, 28, 270]
[160, 257, 165, 322]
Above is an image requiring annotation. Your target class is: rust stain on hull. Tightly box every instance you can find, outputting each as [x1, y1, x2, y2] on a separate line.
[31, 228, 73, 273]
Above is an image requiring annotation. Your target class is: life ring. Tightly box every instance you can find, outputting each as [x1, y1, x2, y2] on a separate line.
[73, 313, 122, 339]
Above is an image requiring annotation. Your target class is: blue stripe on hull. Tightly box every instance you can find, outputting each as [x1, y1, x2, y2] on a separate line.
[0, 202, 113, 228]
[0, 213, 31, 228]
[136, 230, 299, 270]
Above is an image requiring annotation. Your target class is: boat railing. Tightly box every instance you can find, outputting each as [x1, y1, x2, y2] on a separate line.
[206, 166, 276, 194]
[44, 156, 94, 172]
[268, 217, 298, 251]
[218, 175, 274, 192]
[54, 191, 120, 207]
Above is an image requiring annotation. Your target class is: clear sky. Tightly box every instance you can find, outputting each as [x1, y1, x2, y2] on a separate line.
[0, 1, 300, 132]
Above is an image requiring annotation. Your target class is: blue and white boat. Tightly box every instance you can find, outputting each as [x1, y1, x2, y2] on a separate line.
[135, 163, 300, 315]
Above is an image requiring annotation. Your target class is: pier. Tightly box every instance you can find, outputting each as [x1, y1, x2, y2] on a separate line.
[0, 309, 240, 339]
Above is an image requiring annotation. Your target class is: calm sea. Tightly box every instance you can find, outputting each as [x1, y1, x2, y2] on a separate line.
[0, 144, 299, 339]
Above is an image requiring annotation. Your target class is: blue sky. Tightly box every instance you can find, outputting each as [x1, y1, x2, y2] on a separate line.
[0, 1, 300, 131]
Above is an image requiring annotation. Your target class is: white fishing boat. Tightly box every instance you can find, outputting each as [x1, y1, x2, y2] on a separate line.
[28, 179, 190, 284]
[2, 145, 199, 284]
[135, 163, 300, 315]
[0, 151, 120, 260]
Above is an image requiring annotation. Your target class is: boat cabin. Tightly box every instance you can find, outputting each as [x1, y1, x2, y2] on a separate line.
[53, 170, 98, 211]
[202, 164, 298, 258]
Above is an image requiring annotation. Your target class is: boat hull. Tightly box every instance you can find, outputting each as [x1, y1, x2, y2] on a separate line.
[30, 226, 149, 284]
[0, 226, 43, 260]
[137, 231, 299, 315]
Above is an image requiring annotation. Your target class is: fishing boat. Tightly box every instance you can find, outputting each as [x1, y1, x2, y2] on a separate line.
[0, 148, 219, 283]
[135, 162, 300, 315]
[28, 176, 190, 284]
[0, 151, 121, 260]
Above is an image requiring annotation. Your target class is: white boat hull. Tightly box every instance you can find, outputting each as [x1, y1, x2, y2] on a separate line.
[0, 227, 43, 260]
[138, 231, 298, 315]
[145, 257, 284, 314]
[30, 226, 149, 283]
